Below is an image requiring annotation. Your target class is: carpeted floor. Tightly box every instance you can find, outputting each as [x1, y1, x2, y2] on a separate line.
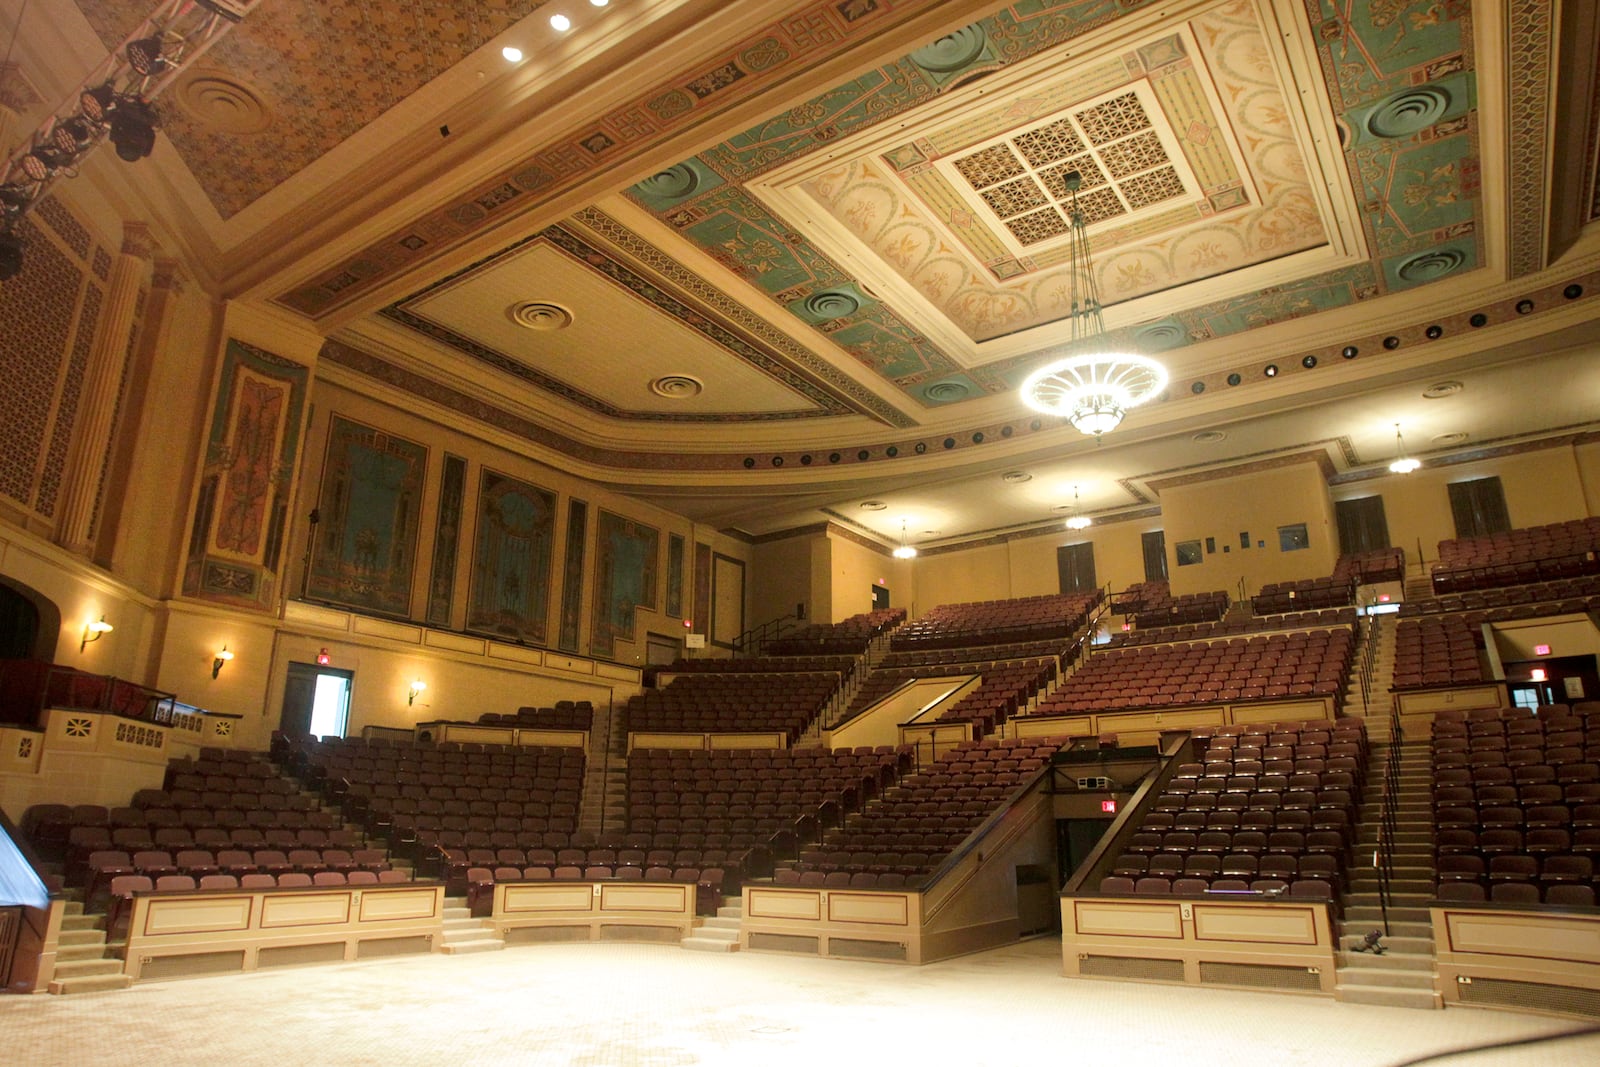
[3, 937, 1597, 1066]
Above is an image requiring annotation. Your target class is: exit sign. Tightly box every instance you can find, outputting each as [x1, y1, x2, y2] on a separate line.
[1534, 643, 1551, 656]
[1101, 799, 1118, 814]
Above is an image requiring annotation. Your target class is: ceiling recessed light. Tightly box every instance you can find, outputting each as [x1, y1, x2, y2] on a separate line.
[550, 13, 572, 31]
[590, 0, 609, 6]
[1263, 364, 1279, 377]
[501, 46, 523, 62]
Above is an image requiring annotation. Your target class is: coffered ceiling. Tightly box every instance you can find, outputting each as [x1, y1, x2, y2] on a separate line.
[26, 0, 1600, 548]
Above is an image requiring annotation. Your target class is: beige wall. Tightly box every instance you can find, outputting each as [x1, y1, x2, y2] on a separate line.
[1336, 445, 1593, 566]
[1161, 460, 1337, 597]
[750, 535, 813, 629]
[828, 532, 898, 622]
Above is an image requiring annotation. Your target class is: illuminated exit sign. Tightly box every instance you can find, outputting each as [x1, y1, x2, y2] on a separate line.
[1101, 799, 1118, 814]
[1534, 643, 1551, 656]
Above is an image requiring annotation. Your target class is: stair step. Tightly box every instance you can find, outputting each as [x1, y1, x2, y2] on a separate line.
[1335, 982, 1443, 1009]
[57, 929, 108, 948]
[59, 913, 103, 933]
[699, 916, 740, 932]
[1335, 962, 1438, 989]
[1339, 920, 1433, 941]
[48, 972, 133, 995]
[681, 935, 740, 953]
[1344, 905, 1431, 924]
[440, 938, 506, 955]
[1337, 948, 1436, 973]
[50, 957, 126, 979]
[55, 943, 111, 962]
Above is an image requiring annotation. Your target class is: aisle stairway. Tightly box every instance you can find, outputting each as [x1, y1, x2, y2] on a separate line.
[681, 894, 742, 953]
[46, 900, 131, 994]
[439, 896, 505, 955]
[1344, 614, 1397, 742]
[579, 705, 629, 839]
[1334, 739, 1440, 1009]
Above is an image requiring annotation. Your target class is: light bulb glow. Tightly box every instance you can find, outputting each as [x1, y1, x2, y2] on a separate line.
[502, 46, 523, 62]
[550, 13, 571, 31]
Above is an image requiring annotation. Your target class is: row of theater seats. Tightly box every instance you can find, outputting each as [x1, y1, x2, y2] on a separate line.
[1131, 588, 1229, 629]
[1331, 547, 1406, 584]
[474, 700, 595, 731]
[1101, 608, 1357, 650]
[82, 846, 394, 910]
[933, 658, 1056, 736]
[1432, 518, 1600, 593]
[1098, 719, 1368, 901]
[762, 608, 906, 657]
[1252, 576, 1354, 615]
[1391, 615, 1485, 690]
[622, 671, 841, 740]
[1432, 705, 1600, 908]
[889, 591, 1101, 650]
[878, 639, 1068, 670]
[1037, 628, 1354, 714]
[804, 736, 1060, 875]
[63, 827, 366, 886]
[1399, 574, 1600, 618]
[657, 655, 858, 677]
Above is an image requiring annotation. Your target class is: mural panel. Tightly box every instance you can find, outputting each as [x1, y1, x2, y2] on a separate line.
[182, 338, 309, 611]
[589, 510, 659, 658]
[306, 416, 427, 616]
[426, 453, 467, 627]
[558, 499, 588, 652]
[466, 470, 556, 643]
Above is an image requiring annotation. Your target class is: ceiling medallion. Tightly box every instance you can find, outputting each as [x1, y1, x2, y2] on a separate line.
[1192, 430, 1227, 443]
[649, 374, 703, 399]
[1001, 470, 1032, 484]
[1395, 248, 1465, 283]
[508, 301, 573, 331]
[1366, 86, 1451, 138]
[173, 70, 271, 134]
[637, 163, 701, 200]
[1422, 380, 1464, 399]
[859, 500, 887, 511]
[909, 25, 987, 73]
[1432, 431, 1469, 445]
[1019, 172, 1166, 435]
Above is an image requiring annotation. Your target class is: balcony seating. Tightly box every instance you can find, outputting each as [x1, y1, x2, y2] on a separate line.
[889, 592, 1102, 651]
[1431, 518, 1600, 594]
[761, 608, 906, 657]
[1034, 628, 1355, 715]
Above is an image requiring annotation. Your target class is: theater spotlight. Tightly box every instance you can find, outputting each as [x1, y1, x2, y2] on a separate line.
[21, 146, 67, 182]
[52, 118, 95, 154]
[0, 229, 25, 282]
[80, 84, 118, 123]
[125, 36, 168, 76]
[0, 185, 31, 214]
[109, 98, 158, 162]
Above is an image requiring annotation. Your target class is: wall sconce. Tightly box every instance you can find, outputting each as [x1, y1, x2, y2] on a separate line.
[408, 679, 427, 706]
[80, 615, 113, 652]
[212, 645, 234, 679]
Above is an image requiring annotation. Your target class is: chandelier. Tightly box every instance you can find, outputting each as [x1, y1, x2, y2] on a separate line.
[1020, 172, 1167, 435]
[892, 519, 917, 559]
[1388, 423, 1420, 474]
[1064, 485, 1091, 530]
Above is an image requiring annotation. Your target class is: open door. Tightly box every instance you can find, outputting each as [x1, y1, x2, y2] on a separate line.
[281, 662, 354, 740]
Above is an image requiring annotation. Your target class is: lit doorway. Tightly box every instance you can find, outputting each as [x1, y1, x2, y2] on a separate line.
[281, 662, 354, 740]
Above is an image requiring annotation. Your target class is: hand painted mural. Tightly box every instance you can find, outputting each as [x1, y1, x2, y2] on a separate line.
[182, 338, 309, 611]
[306, 415, 427, 616]
[589, 509, 659, 659]
[466, 469, 556, 644]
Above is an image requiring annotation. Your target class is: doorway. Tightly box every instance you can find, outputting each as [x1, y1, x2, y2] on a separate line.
[645, 632, 683, 667]
[871, 584, 890, 611]
[281, 662, 354, 740]
[1057, 542, 1096, 593]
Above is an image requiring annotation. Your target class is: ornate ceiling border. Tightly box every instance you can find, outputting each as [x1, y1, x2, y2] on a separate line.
[378, 223, 876, 423]
[1505, 0, 1554, 277]
[273, 0, 934, 318]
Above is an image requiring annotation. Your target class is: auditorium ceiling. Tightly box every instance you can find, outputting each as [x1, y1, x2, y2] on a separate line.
[36, 0, 1600, 547]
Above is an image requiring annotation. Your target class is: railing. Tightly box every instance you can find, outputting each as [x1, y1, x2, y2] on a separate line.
[1429, 549, 1600, 594]
[1359, 611, 1403, 937]
[730, 613, 800, 657]
[0, 659, 177, 728]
